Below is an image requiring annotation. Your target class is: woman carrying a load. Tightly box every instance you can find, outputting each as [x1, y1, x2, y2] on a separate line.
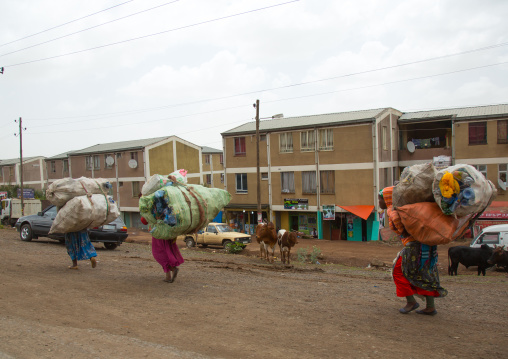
[65, 230, 97, 270]
[379, 186, 446, 316]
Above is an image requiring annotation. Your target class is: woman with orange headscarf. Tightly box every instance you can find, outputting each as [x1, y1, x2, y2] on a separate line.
[379, 186, 446, 316]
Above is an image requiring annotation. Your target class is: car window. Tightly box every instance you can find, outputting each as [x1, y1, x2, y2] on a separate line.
[478, 233, 499, 245]
[216, 225, 233, 232]
[207, 225, 216, 233]
[45, 207, 57, 217]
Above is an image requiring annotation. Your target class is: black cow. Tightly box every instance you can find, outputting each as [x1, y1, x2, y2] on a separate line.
[487, 246, 508, 272]
[448, 244, 494, 276]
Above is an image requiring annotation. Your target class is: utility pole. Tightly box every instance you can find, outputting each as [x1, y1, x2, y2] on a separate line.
[254, 99, 261, 223]
[15, 117, 26, 215]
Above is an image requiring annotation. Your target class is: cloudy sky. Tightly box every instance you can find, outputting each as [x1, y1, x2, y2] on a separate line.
[1, 0, 507, 160]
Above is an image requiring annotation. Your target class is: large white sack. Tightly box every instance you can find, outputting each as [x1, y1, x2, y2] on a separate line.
[393, 162, 437, 207]
[49, 194, 120, 234]
[46, 177, 112, 207]
[141, 169, 188, 196]
[432, 164, 497, 217]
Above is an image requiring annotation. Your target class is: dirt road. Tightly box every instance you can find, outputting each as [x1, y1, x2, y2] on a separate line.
[1, 227, 507, 359]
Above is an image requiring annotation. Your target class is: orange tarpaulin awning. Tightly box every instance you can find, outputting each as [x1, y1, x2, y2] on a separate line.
[338, 205, 375, 220]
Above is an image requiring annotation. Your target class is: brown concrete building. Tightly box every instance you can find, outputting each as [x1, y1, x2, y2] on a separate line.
[201, 146, 225, 189]
[0, 157, 46, 191]
[221, 108, 403, 240]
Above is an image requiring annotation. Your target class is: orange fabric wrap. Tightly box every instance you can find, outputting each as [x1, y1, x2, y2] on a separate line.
[397, 202, 470, 245]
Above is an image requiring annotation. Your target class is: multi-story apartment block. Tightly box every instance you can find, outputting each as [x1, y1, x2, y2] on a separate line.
[221, 108, 403, 240]
[221, 104, 508, 241]
[0, 157, 46, 191]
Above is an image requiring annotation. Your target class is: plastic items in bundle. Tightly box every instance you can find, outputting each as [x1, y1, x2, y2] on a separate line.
[393, 163, 437, 208]
[49, 194, 120, 234]
[46, 177, 112, 207]
[139, 183, 231, 239]
[397, 202, 472, 245]
[433, 164, 497, 217]
[141, 169, 188, 196]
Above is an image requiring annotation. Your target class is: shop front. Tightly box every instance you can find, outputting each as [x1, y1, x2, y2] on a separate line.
[472, 201, 508, 237]
[322, 204, 378, 242]
[277, 198, 318, 237]
[224, 204, 269, 234]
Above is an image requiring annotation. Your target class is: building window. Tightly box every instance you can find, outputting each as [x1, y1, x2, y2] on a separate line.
[236, 173, 247, 193]
[50, 161, 56, 173]
[116, 153, 122, 159]
[320, 170, 335, 194]
[499, 164, 507, 188]
[104, 154, 113, 169]
[469, 122, 487, 145]
[281, 172, 295, 193]
[220, 173, 225, 184]
[473, 164, 487, 178]
[219, 154, 224, 164]
[318, 129, 333, 150]
[261, 172, 269, 180]
[93, 155, 100, 170]
[498, 120, 508, 144]
[206, 174, 212, 184]
[260, 134, 267, 141]
[63, 159, 69, 173]
[119, 181, 124, 187]
[382, 126, 388, 150]
[300, 130, 315, 152]
[205, 155, 210, 164]
[234, 137, 246, 156]
[132, 181, 140, 197]
[130, 152, 138, 161]
[392, 128, 396, 150]
[302, 171, 317, 194]
[279, 132, 293, 153]
[85, 156, 92, 171]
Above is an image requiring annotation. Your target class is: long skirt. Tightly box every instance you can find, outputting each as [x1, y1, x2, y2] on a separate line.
[151, 237, 184, 273]
[65, 231, 97, 261]
[392, 242, 447, 298]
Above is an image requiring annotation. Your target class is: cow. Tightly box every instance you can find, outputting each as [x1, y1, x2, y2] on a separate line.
[487, 245, 508, 272]
[277, 229, 298, 265]
[448, 244, 494, 276]
[255, 222, 278, 263]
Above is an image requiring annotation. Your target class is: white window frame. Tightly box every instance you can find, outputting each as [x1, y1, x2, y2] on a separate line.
[236, 173, 248, 193]
[206, 174, 212, 184]
[50, 161, 56, 173]
[85, 156, 92, 171]
[318, 129, 333, 151]
[300, 130, 315, 152]
[205, 155, 210, 165]
[261, 172, 269, 180]
[392, 128, 396, 150]
[499, 164, 507, 188]
[382, 126, 388, 151]
[93, 155, 100, 170]
[473, 164, 487, 178]
[132, 181, 139, 197]
[279, 132, 293, 153]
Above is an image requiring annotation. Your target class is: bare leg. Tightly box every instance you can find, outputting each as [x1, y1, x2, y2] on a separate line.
[90, 257, 97, 268]
[68, 259, 78, 269]
[170, 266, 179, 283]
[164, 270, 172, 283]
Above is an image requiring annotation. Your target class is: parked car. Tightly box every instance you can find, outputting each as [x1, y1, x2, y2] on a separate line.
[14, 205, 128, 250]
[470, 224, 508, 249]
[177, 222, 252, 248]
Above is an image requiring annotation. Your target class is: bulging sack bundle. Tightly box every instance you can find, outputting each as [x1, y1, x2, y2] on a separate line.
[393, 163, 437, 207]
[397, 202, 471, 246]
[432, 164, 497, 216]
[49, 194, 120, 234]
[139, 182, 231, 239]
[141, 169, 188, 196]
[46, 177, 112, 207]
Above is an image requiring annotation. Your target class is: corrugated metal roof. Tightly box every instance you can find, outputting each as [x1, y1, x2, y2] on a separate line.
[201, 146, 222, 154]
[400, 103, 508, 122]
[222, 108, 392, 135]
[0, 157, 43, 165]
[69, 136, 170, 155]
[46, 152, 71, 160]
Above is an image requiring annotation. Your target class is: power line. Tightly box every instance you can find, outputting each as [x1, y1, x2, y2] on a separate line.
[0, 0, 136, 48]
[2, 0, 300, 68]
[1, 1, 182, 57]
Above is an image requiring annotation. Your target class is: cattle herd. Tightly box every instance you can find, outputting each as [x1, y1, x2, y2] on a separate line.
[448, 244, 508, 276]
[255, 222, 298, 265]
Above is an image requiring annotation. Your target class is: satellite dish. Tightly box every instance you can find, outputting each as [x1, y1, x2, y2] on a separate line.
[407, 141, 416, 153]
[105, 156, 115, 166]
[128, 159, 138, 168]
[499, 178, 507, 191]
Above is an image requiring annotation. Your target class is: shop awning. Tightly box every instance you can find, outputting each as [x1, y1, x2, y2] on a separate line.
[337, 205, 375, 220]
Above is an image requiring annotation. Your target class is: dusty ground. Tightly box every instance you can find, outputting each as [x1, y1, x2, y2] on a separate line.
[1, 226, 507, 359]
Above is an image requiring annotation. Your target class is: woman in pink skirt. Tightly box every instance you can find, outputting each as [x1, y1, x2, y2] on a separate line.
[151, 237, 184, 283]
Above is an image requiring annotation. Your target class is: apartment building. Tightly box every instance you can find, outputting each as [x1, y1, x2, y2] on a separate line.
[221, 108, 403, 240]
[0, 157, 46, 191]
[44, 136, 204, 227]
[201, 146, 225, 188]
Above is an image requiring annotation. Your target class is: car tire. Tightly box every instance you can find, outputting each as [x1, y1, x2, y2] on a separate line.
[223, 239, 233, 249]
[104, 243, 118, 250]
[185, 237, 195, 248]
[20, 223, 33, 242]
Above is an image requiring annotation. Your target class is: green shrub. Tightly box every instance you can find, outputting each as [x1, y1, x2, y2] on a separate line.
[297, 248, 308, 263]
[296, 246, 322, 264]
[225, 241, 246, 254]
[309, 246, 321, 264]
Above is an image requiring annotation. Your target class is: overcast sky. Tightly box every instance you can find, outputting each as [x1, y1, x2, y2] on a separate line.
[1, 0, 507, 160]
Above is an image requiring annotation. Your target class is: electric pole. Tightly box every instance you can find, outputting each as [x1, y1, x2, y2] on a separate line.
[254, 100, 261, 223]
[15, 117, 26, 215]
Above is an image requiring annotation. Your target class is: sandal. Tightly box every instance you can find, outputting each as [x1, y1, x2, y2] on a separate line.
[399, 302, 420, 314]
[416, 309, 437, 316]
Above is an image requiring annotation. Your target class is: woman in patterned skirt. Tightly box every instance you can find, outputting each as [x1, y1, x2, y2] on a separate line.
[65, 230, 97, 269]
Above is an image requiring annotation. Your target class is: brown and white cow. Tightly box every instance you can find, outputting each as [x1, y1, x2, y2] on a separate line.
[277, 229, 298, 265]
[255, 222, 278, 263]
